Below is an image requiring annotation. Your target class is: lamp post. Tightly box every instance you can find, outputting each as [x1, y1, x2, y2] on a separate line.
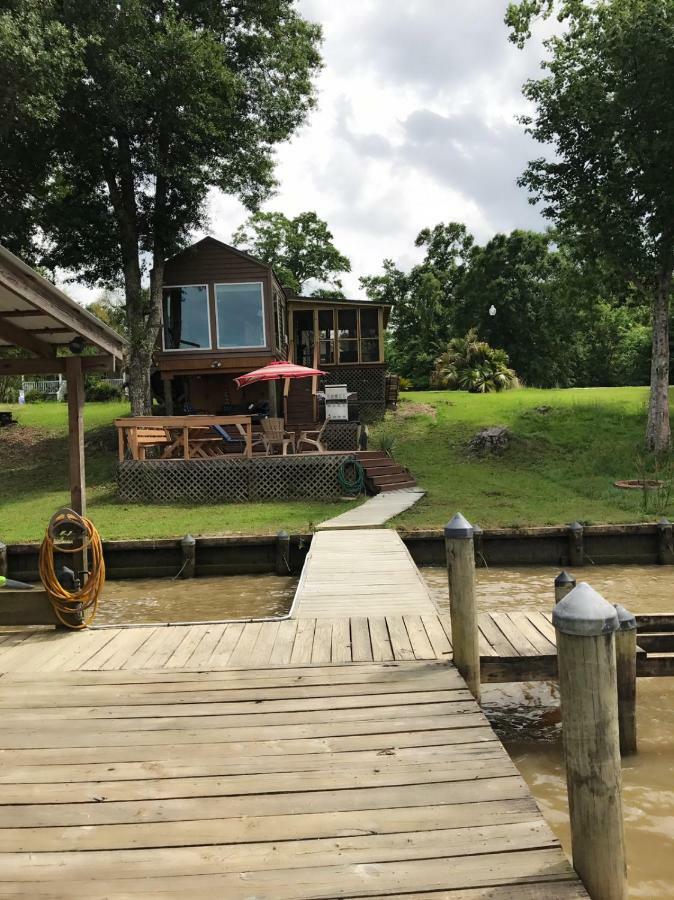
[488, 304, 496, 317]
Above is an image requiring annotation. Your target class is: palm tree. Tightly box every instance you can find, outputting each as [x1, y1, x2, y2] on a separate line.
[432, 329, 519, 393]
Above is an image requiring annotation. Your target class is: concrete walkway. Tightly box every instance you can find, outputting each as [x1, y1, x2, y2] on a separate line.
[316, 487, 425, 531]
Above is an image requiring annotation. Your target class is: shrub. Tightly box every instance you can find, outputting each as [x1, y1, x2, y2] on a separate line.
[431, 329, 519, 393]
[85, 377, 123, 402]
[23, 389, 51, 403]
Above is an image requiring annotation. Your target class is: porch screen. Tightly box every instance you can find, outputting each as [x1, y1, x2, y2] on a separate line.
[162, 285, 210, 350]
[216, 282, 266, 348]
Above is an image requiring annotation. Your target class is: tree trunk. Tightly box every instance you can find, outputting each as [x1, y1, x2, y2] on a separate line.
[646, 273, 672, 453]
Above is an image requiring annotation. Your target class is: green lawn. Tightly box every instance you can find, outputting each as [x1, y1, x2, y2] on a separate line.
[370, 387, 674, 531]
[0, 401, 358, 542]
[1, 387, 671, 542]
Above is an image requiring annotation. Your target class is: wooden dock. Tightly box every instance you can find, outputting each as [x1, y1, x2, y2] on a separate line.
[0, 659, 586, 898]
[293, 528, 438, 618]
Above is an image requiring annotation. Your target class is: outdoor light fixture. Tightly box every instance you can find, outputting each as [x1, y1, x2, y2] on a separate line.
[488, 305, 497, 317]
[68, 336, 85, 354]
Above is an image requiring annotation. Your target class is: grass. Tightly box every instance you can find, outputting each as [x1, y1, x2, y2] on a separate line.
[2, 387, 672, 542]
[0, 401, 359, 542]
[370, 387, 674, 531]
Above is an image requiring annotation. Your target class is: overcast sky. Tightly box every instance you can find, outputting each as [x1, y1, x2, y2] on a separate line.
[66, 1, 552, 303]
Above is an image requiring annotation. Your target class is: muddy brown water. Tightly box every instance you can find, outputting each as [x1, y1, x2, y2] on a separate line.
[423, 565, 674, 898]
[97, 574, 297, 625]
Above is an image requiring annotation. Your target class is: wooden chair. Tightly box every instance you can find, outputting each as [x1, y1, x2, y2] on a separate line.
[132, 426, 172, 459]
[261, 418, 296, 455]
[297, 420, 329, 453]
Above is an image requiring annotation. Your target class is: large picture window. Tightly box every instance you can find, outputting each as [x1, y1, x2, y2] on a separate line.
[216, 282, 266, 349]
[162, 285, 210, 350]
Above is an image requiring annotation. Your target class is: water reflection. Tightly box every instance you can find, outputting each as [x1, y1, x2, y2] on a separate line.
[421, 564, 674, 898]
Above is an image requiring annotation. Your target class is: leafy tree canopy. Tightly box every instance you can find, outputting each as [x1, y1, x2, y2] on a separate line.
[0, 1, 322, 412]
[232, 210, 350, 295]
[506, 0, 674, 450]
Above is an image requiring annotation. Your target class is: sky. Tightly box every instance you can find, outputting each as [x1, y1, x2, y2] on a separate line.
[66, 1, 553, 303]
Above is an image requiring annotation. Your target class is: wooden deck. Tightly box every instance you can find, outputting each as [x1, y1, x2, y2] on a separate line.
[293, 528, 438, 618]
[0, 660, 586, 898]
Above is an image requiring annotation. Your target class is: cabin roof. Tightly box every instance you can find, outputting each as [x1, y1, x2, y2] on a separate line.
[287, 294, 392, 307]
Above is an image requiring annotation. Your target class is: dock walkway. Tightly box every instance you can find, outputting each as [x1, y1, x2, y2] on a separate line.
[0, 659, 586, 898]
[293, 528, 437, 618]
[316, 487, 424, 530]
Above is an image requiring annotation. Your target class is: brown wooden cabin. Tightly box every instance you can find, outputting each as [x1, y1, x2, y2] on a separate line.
[155, 237, 391, 424]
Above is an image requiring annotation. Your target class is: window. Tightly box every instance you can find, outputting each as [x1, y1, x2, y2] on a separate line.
[162, 285, 210, 350]
[338, 309, 358, 363]
[359, 308, 380, 362]
[294, 310, 314, 366]
[216, 282, 266, 349]
[318, 309, 335, 364]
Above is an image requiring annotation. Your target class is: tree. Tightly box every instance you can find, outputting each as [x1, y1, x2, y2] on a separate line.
[506, 0, 674, 451]
[361, 223, 474, 387]
[232, 210, 350, 295]
[431, 329, 519, 393]
[0, 1, 322, 413]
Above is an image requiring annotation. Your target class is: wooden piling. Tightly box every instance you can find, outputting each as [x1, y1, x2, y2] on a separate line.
[656, 517, 674, 565]
[0, 541, 6, 578]
[567, 521, 584, 567]
[276, 530, 291, 575]
[472, 524, 485, 567]
[444, 513, 480, 701]
[180, 534, 196, 579]
[553, 582, 627, 900]
[614, 603, 637, 756]
[554, 570, 576, 606]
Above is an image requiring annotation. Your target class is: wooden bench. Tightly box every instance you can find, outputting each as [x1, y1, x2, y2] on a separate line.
[126, 426, 171, 460]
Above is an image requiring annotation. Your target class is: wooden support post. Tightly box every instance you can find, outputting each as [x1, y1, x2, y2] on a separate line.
[0, 541, 6, 578]
[162, 377, 174, 416]
[614, 603, 637, 756]
[554, 570, 576, 606]
[65, 356, 86, 517]
[444, 513, 480, 701]
[179, 534, 196, 579]
[472, 524, 485, 567]
[567, 521, 584, 567]
[553, 583, 627, 900]
[656, 517, 674, 564]
[276, 530, 290, 575]
[268, 380, 279, 418]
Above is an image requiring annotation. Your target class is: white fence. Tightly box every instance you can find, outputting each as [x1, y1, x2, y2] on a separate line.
[23, 378, 124, 396]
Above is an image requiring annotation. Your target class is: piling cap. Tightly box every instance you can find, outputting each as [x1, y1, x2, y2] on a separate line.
[472, 523, 483, 536]
[181, 533, 196, 546]
[614, 603, 637, 631]
[552, 582, 619, 636]
[568, 521, 583, 533]
[444, 513, 474, 540]
[277, 529, 290, 539]
[658, 517, 671, 526]
[554, 570, 576, 587]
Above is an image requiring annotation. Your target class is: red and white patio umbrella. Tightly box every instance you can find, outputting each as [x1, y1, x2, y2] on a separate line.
[234, 360, 327, 389]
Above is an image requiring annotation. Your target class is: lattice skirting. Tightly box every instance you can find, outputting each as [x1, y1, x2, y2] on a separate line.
[324, 422, 359, 451]
[324, 366, 387, 421]
[118, 455, 356, 504]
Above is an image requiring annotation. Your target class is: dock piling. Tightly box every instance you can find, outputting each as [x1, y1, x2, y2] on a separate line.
[657, 517, 674, 564]
[0, 541, 6, 578]
[554, 570, 576, 606]
[179, 534, 196, 579]
[553, 582, 627, 900]
[567, 521, 584, 566]
[444, 512, 480, 701]
[614, 603, 638, 756]
[276, 530, 291, 575]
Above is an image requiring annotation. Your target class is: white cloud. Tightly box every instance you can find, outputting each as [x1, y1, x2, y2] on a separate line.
[67, 1, 552, 304]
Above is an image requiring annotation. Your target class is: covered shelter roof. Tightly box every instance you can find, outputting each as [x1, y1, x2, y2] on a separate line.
[0, 244, 125, 370]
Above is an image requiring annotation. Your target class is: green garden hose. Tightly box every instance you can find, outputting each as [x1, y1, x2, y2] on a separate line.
[338, 459, 365, 495]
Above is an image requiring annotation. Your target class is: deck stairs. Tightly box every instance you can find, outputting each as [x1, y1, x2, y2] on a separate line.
[355, 450, 417, 493]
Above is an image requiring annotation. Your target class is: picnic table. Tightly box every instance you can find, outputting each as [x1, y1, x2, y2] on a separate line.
[115, 415, 254, 461]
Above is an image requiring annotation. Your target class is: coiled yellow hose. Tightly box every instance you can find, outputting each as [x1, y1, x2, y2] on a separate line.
[38, 509, 105, 630]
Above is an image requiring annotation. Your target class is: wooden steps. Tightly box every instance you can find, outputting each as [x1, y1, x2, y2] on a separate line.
[356, 451, 417, 493]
